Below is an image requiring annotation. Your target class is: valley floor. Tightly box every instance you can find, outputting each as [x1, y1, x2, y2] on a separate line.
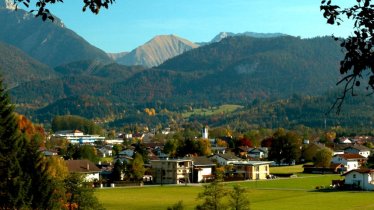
[95, 174, 374, 210]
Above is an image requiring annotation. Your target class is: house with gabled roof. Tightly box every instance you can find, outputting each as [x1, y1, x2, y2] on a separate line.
[98, 147, 113, 158]
[248, 148, 268, 159]
[344, 144, 371, 158]
[191, 156, 216, 183]
[238, 146, 268, 159]
[332, 153, 367, 172]
[65, 159, 101, 182]
[210, 153, 242, 166]
[343, 168, 374, 190]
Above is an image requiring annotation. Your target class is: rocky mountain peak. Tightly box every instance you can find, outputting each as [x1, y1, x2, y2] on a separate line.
[115, 34, 199, 67]
[0, 0, 16, 10]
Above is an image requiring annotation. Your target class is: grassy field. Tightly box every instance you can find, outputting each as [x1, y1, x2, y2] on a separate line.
[270, 164, 304, 175]
[95, 174, 374, 210]
[181, 104, 243, 118]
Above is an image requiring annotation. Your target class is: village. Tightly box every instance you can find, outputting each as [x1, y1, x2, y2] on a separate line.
[41, 126, 374, 191]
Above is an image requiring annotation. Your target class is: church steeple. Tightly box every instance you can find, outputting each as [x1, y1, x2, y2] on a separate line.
[202, 126, 209, 139]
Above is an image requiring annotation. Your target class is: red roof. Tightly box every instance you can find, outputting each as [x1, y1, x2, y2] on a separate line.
[335, 153, 366, 160]
[343, 168, 374, 175]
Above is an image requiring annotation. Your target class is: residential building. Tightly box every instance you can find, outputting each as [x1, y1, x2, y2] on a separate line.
[210, 153, 242, 166]
[191, 156, 216, 183]
[232, 161, 273, 180]
[344, 145, 371, 158]
[98, 147, 113, 158]
[65, 159, 101, 182]
[343, 169, 374, 190]
[151, 159, 192, 184]
[332, 154, 367, 172]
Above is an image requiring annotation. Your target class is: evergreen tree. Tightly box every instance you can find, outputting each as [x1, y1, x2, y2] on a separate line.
[228, 185, 250, 210]
[132, 153, 145, 181]
[23, 135, 66, 209]
[0, 79, 29, 209]
[196, 180, 228, 210]
[112, 159, 124, 181]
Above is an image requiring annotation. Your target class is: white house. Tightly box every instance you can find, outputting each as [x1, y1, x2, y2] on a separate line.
[344, 145, 371, 158]
[332, 154, 367, 172]
[343, 169, 374, 190]
[65, 159, 101, 182]
[191, 156, 216, 183]
[98, 147, 113, 158]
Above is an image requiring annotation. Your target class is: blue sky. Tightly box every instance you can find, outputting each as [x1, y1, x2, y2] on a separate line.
[46, 0, 353, 53]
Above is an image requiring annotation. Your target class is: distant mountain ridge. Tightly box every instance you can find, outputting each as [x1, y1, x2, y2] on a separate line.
[10, 35, 345, 124]
[195, 32, 287, 46]
[0, 7, 111, 67]
[115, 34, 199, 67]
[0, 41, 57, 87]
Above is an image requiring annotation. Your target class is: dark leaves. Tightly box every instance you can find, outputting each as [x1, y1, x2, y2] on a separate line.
[14, 0, 114, 21]
[322, 0, 374, 113]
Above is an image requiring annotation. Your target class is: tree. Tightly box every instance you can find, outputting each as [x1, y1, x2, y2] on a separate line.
[196, 138, 212, 156]
[268, 129, 302, 165]
[0, 80, 68, 209]
[167, 201, 185, 210]
[112, 159, 125, 181]
[196, 180, 228, 210]
[238, 136, 253, 147]
[112, 144, 123, 156]
[0, 79, 29, 209]
[22, 137, 66, 210]
[78, 144, 99, 162]
[314, 148, 333, 169]
[228, 185, 250, 210]
[131, 153, 145, 181]
[320, 0, 374, 112]
[45, 156, 69, 181]
[302, 144, 321, 162]
[164, 139, 179, 158]
[64, 173, 104, 210]
[52, 115, 104, 135]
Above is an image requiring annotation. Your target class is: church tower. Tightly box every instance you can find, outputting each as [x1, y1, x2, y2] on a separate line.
[202, 126, 208, 139]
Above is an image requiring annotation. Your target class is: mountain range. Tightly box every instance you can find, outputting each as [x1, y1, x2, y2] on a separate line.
[10, 35, 346, 124]
[2, 2, 372, 130]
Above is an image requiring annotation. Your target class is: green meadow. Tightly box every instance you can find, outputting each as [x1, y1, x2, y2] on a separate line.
[181, 104, 243, 118]
[95, 173, 374, 210]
